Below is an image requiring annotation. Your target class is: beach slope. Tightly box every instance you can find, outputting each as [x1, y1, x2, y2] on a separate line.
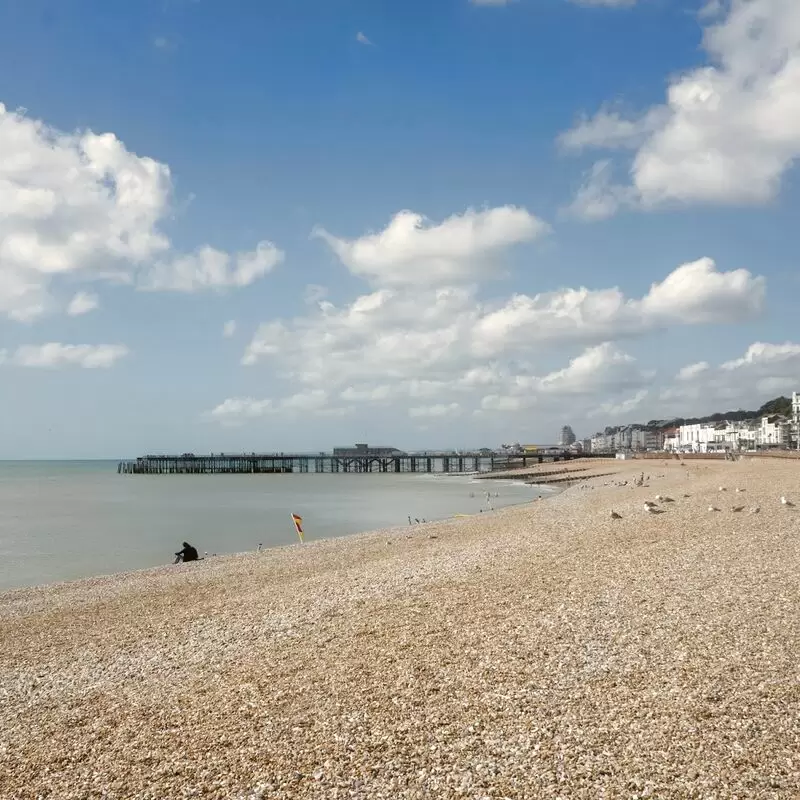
[1, 459, 798, 798]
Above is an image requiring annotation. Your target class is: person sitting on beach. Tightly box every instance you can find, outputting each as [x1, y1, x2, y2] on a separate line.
[175, 542, 199, 563]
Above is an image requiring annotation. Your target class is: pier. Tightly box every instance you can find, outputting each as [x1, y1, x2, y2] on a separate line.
[118, 450, 581, 475]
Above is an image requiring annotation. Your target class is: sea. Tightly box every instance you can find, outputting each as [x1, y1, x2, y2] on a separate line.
[0, 461, 545, 592]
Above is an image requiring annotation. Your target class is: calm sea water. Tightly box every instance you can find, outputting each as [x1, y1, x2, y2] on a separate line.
[0, 461, 543, 591]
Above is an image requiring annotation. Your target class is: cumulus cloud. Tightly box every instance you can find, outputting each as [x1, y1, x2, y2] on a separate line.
[0, 102, 281, 320]
[212, 205, 766, 428]
[67, 292, 99, 316]
[479, 343, 652, 413]
[11, 343, 129, 369]
[664, 341, 800, 411]
[145, 241, 283, 292]
[560, 0, 800, 214]
[239, 254, 762, 403]
[312, 206, 549, 286]
[677, 361, 710, 381]
[589, 389, 650, 419]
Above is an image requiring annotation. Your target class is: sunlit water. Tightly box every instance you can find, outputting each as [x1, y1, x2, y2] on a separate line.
[0, 461, 544, 591]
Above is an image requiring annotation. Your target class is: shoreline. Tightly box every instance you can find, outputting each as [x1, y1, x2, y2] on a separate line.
[2, 457, 798, 797]
[0, 481, 556, 602]
[0, 472, 552, 597]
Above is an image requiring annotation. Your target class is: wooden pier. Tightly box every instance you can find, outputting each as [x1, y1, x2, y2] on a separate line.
[117, 451, 580, 476]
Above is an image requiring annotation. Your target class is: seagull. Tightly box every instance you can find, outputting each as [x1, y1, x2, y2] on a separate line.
[655, 494, 663, 500]
[683, 494, 691, 498]
[611, 511, 622, 520]
[735, 488, 745, 493]
[749, 506, 760, 514]
[708, 506, 720, 512]
[780, 496, 794, 507]
[719, 487, 727, 492]
[731, 506, 745, 513]
[644, 500, 657, 508]
[662, 496, 675, 503]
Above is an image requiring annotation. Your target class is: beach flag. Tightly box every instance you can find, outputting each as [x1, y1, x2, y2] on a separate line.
[291, 513, 304, 543]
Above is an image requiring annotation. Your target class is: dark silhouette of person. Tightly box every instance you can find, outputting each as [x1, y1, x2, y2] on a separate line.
[175, 542, 199, 563]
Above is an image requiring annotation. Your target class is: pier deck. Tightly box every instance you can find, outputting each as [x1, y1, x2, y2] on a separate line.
[118, 452, 581, 475]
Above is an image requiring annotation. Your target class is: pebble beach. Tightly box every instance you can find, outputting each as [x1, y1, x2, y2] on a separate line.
[1, 458, 798, 799]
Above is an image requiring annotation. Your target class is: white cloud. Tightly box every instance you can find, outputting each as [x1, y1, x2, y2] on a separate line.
[146, 241, 283, 292]
[559, 109, 667, 152]
[312, 206, 549, 286]
[589, 389, 649, 419]
[280, 389, 328, 412]
[560, 0, 800, 213]
[720, 341, 800, 371]
[356, 32, 374, 45]
[67, 292, 99, 316]
[677, 361, 710, 381]
[478, 343, 652, 413]
[408, 403, 461, 418]
[536, 343, 649, 394]
[240, 254, 762, 401]
[564, 160, 635, 221]
[209, 397, 275, 424]
[217, 207, 765, 429]
[12, 343, 129, 369]
[664, 341, 800, 412]
[222, 320, 237, 338]
[0, 102, 281, 320]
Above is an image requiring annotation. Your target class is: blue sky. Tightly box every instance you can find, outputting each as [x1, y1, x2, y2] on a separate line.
[0, 0, 798, 458]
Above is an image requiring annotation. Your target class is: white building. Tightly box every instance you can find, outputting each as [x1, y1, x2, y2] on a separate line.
[757, 415, 789, 447]
[793, 392, 800, 449]
[679, 423, 718, 453]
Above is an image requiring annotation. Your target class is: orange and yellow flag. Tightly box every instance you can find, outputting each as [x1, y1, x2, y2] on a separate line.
[291, 513, 304, 543]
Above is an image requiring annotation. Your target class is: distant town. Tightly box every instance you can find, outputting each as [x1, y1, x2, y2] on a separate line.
[500, 391, 800, 456]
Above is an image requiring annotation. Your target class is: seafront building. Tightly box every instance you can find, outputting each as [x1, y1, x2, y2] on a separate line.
[589, 394, 800, 455]
[559, 425, 576, 447]
[793, 392, 800, 449]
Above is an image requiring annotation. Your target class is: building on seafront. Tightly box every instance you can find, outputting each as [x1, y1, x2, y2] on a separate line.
[793, 392, 800, 449]
[559, 425, 576, 447]
[332, 443, 406, 458]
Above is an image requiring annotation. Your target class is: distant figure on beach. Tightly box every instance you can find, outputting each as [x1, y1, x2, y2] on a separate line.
[174, 541, 199, 563]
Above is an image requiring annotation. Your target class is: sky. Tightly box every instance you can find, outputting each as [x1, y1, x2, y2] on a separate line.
[1, 0, 799, 458]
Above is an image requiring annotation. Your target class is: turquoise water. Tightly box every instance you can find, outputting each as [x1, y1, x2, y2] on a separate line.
[0, 461, 541, 591]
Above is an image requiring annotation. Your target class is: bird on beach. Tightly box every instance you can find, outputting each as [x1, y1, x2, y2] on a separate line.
[644, 500, 657, 508]
[780, 496, 794, 507]
[749, 506, 760, 514]
[708, 506, 721, 512]
[683, 494, 691, 498]
[719, 487, 727, 492]
[611, 511, 622, 519]
[644, 504, 664, 515]
[735, 488, 746, 493]
[731, 506, 745, 513]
